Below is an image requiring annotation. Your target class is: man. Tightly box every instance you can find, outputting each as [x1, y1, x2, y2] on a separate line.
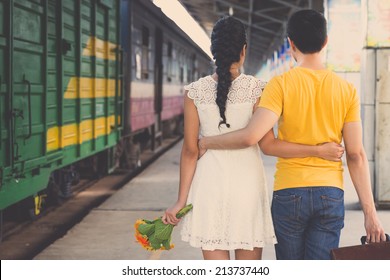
[198, 9, 385, 259]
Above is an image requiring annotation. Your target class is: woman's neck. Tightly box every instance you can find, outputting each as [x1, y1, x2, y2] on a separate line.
[230, 65, 241, 79]
[212, 69, 241, 81]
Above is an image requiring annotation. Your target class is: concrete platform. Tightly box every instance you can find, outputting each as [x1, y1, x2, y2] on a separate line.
[34, 141, 390, 260]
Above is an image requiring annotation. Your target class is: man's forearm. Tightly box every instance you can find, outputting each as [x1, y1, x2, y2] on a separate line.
[261, 138, 321, 158]
[346, 151, 375, 214]
[343, 122, 385, 241]
[260, 136, 344, 161]
[200, 107, 279, 150]
[200, 128, 255, 150]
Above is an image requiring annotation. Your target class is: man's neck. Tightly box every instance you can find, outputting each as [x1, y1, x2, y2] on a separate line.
[295, 52, 326, 70]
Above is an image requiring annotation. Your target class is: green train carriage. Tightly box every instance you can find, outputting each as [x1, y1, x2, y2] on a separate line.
[0, 0, 123, 212]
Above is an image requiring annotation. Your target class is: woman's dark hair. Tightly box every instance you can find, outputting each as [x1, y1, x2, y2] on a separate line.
[287, 9, 327, 54]
[211, 16, 246, 128]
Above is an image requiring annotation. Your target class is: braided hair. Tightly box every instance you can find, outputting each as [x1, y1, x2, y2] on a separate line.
[210, 16, 247, 128]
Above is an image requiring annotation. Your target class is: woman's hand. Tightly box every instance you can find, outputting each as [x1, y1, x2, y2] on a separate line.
[198, 138, 207, 159]
[318, 142, 345, 161]
[162, 201, 186, 225]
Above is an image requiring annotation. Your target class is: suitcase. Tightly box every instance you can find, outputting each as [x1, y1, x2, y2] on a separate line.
[331, 234, 390, 260]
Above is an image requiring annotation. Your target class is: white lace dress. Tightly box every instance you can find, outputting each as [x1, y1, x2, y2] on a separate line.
[180, 74, 277, 250]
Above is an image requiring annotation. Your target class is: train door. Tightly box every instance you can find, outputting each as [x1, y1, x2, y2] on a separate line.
[152, 27, 163, 150]
[6, 0, 46, 178]
[53, 0, 119, 155]
[50, 0, 119, 187]
[0, 0, 9, 184]
[54, 0, 85, 157]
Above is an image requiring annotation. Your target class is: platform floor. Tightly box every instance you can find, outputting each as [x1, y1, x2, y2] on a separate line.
[34, 141, 390, 260]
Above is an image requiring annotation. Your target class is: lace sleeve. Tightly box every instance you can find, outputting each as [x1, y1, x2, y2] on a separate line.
[250, 78, 266, 104]
[184, 82, 198, 101]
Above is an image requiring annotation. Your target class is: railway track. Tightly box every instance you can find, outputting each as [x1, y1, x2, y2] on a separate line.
[0, 136, 182, 260]
[1, 178, 97, 240]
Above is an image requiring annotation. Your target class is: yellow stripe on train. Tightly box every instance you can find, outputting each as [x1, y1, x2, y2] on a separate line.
[46, 115, 119, 151]
[83, 36, 117, 61]
[64, 77, 120, 99]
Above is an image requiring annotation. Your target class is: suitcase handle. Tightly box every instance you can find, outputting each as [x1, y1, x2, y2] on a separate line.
[361, 233, 390, 244]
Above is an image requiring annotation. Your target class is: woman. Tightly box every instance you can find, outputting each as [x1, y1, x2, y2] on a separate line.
[162, 16, 342, 260]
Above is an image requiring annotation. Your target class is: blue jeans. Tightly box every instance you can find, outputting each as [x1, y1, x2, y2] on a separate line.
[271, 187, 345, 260]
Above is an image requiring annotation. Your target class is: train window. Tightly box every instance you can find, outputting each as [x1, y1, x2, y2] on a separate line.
[167, 42, 172, 58]
[180, 67, 184, 83]
[178, 51, 184, 83]
[172, 48, 178, 81]
[141, 26, 149, 80]
[167, 42, 173, 82]
[187, 69, 191, 83]
[135, 52, 142, 80]
[191, 54, 198, 81]
[194, 70, 199, 80]
[192, 54, 198, 68]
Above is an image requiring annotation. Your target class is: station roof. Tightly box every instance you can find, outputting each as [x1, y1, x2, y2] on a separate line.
[178, 0, 324, 75]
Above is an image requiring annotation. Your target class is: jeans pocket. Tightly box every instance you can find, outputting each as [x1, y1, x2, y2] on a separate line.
[320, 189, 345, 231]
[272, 193, 302, 221]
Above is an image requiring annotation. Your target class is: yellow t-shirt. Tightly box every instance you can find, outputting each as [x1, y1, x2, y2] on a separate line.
[259, 67, 360, 191]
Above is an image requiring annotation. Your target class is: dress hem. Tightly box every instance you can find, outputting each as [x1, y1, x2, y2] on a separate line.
[181, 234, 277, 251]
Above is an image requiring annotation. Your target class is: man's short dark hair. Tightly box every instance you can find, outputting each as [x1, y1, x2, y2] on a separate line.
[287, 9, 327, 54]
